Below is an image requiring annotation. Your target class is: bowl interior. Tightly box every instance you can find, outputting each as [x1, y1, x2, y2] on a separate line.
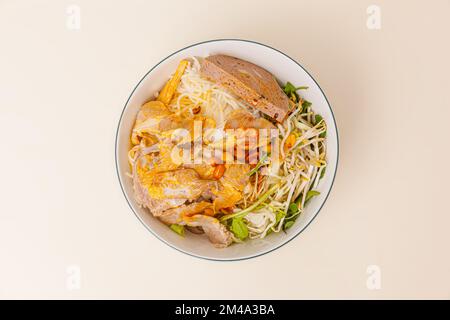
[116, 40, 338, 260]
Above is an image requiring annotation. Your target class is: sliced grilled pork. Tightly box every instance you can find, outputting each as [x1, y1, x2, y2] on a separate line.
[184, 215, 233, 248]
[133, 167, 186, 215]
[158, 201, 213, 224]
[201, 55, 291, 122]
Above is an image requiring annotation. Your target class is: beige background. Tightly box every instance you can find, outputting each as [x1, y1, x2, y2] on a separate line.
[1, 0, 449, 299]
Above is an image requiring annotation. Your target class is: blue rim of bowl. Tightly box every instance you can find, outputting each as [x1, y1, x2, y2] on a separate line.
[115, 38, 339, 261]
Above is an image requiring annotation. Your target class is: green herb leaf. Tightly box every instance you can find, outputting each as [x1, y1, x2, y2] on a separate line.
[288, 203, 299, 214]
[284, 201, 302, 229]
[275, 210, 286, 223]
[314, 114, 326, 137]
[301, 100, 312, 113]
[294, 194, 302, 206]
[230, 218, 249, 240]
[283, 82, 308, 102]
[314, 114, 323, 125]
[302, 100, 312, 107]
[169, 224, 185, 236]
[320, 167, 326, 180]
[305, 190, 321, 203]
[283, 82, 296, 96]
[284, 221, 295, 230]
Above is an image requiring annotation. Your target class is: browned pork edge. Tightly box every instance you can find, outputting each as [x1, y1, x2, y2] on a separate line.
[200, 54, 291, 122]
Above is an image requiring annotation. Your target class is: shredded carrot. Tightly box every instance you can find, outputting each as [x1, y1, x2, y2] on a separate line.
[213, 164, 226, 180]
[284, 133, 296, 151]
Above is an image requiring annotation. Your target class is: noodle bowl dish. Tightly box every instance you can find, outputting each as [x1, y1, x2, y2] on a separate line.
[115, 40, 338, 260]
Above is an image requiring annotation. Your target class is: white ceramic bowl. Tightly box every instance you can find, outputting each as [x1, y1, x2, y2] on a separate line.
[115, 39, 339, 261]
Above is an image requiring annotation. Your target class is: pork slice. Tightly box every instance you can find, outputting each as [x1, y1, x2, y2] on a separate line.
[201, 55, 291, 122]
[221, 164, 251, 192]
[132, 100, 172, 144]
[212, 182, 242, 211]
[183, 163, 215, 180]
[224, 110, 276, 130]
[184, 215, 233, 248]
[159, 202, 233, 247]
[158, 201, 213, 224]
[149, 169, 215, 200]
[134, 164, 218, 214]
[210, 164, 250, 211]
[133, 167, 186, 215]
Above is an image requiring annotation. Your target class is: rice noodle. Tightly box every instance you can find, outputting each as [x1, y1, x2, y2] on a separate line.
[171, 57, 253, 129]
